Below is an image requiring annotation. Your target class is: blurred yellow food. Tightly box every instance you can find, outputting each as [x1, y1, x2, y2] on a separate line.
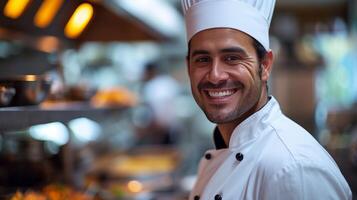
[91, 87, 138, 108]
[111, 154, 176, 176]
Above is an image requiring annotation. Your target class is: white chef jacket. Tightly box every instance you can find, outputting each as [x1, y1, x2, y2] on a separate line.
[190, 97, 352, 200]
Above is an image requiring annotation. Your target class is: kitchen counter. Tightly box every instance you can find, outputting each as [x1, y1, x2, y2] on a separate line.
[0, 101, 128, 132]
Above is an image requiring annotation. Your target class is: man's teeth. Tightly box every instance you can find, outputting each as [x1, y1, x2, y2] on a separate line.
[208, 90, 235, 97]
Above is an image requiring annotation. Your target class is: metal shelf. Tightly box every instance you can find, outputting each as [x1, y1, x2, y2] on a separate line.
[0, 102, 128, 132]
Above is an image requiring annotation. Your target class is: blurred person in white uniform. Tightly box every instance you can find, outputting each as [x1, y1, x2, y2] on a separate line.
[138, 61, 181, 145]
[181, 0, 352, 199]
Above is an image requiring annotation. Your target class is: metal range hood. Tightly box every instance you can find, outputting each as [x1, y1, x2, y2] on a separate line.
[0, 0, 184, 46]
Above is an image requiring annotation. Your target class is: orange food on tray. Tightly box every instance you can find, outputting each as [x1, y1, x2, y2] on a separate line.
[9, 184, 92, 200]
[90, 87, 138, 108]
[10, 191, 46, 200]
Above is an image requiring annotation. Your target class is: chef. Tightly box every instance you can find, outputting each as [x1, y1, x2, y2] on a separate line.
[181, 0, 352, 199]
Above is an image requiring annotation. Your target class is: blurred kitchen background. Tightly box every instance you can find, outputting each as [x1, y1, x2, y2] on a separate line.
[0, 0, 356, 199]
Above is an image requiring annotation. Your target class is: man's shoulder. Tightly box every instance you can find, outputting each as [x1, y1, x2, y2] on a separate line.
[269, 114, 324, 160]
[256, 115, 336, 176]
[254, 129, 345, 191]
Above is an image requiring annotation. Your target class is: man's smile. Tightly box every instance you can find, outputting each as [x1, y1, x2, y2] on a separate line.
[205, 89, 237, 98]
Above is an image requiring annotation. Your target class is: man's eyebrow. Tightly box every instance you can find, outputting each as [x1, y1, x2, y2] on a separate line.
[191, 50, 210, 57]
[191, 47, 249, 57]
[220, 47, 248, 56]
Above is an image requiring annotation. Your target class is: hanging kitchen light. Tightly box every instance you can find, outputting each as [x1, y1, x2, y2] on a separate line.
[34, 0, 64, 28]
[64, 3, 94, 39]
[3, 0, 31, 19]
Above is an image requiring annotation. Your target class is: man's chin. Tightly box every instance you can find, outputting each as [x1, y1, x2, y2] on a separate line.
[205, 112, 236, 124]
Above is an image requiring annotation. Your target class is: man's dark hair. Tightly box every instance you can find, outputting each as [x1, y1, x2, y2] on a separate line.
[252, 38, 267, 77]
[253, 38, 267, 65]
[253, 39, 269, 92]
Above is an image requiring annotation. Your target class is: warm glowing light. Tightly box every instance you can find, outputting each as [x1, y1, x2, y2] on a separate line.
[127, 180, 143, 193]
[24, 75, 37, 81]
[4, 0, 31, 19]
[36, 36, 60, 53]
[64, 3, 93, 39]
[34, 0, 63, 28]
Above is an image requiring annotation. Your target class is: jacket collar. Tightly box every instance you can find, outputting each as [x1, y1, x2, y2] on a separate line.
[213, 96, 281, 150]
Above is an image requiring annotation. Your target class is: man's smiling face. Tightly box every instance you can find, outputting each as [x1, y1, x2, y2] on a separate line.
[188, 28, 268, 125]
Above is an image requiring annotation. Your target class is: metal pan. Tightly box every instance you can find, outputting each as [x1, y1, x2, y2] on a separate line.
[0, 86, 16, 106]
[0, 75, 51, 107]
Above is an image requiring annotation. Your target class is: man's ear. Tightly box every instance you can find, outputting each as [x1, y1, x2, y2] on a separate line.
[261, 50, 274, 82]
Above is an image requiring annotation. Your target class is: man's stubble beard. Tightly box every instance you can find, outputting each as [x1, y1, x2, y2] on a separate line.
[200, 85, 262, 124]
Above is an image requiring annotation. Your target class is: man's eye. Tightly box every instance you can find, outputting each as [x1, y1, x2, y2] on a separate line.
[194, 57, 211, 63]
[224, 55, 241, 62]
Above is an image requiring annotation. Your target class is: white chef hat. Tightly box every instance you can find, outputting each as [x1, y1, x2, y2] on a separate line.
[181, 0, 276, 50]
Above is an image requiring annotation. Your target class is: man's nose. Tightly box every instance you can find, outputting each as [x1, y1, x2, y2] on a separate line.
[207, 59, 228, 84]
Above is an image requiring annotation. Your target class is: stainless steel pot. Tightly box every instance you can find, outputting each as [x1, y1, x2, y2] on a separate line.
[0, 86, 16, 106]
[0, 75, 51, 107]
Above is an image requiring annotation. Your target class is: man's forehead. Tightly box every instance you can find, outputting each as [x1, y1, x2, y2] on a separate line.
[189, 28, 254, 53]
